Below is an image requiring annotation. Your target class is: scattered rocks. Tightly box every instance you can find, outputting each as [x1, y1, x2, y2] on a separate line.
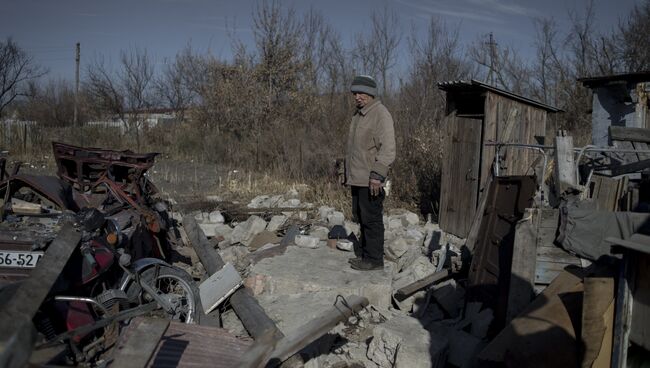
[367, 315, 448, 368]
[344, 220, 360, 238]
[230, 215, 267, 246]
[294, 235, 320, 249]
[309, 226, 330, 241]
[266, 215, 288, 232]
[327, 211, 345, 226]
[208, 210, 225, 223]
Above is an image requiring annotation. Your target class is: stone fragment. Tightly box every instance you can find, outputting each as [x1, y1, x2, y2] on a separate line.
[266, 215, 288, 232]
[309, 226, 330, 241]
[214, 223, 233, 238]
[230, 215, 267, 246]
[336, 239, 353, 251]
[327, 211, 345, 226]
[247, 195, 270, 208]
[221, 308, 249, 338]
[198, 223, 219, 237]
[208, 210, 225, 223]
[194, 212, 208, 222]
[294, 235, 320, 249]
[367, 315, 448, 368]
[385, 238, 409, 260]
[280, 198, 301, 208]
[401, 211, 420, 227]
[424, 228, 443, 253]
[248, 230, 281, 250]
[432, 279, 465, 318]
[387, 216, 403, 231]
[318, 206, 335, 222]
[344, 220, 360, 238]
[218, 245, 250, 272]
[250, 246, 393, 308]
[405, 227, 425, 248]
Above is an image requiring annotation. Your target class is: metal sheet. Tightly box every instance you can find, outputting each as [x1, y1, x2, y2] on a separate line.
[147, 322, 252, 368]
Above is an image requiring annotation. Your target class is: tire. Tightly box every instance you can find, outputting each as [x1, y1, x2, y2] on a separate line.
[133, 266, 201, 324]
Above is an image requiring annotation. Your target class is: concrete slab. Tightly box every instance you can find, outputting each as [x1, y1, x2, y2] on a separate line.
[249, 246, 394, 308]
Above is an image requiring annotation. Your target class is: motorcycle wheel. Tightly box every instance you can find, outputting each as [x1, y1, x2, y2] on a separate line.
[133, 266, 200, 324]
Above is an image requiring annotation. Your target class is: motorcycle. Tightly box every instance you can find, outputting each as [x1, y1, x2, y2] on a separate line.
[34, 209, 201, 364]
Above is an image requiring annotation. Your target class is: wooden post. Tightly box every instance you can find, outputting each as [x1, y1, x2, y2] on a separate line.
[182, 216, 283, 341]
[506, 208, 539, 323]
[554, 130, 576, 195]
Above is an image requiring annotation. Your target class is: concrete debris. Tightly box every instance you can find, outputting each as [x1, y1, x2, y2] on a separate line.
[367, 315, 448, 368]
[318, 205, 335, 222]
[344, 220, 360, 238]
[327, 211, 345, 226]
[309, 225, 330, 241]
[429, 322, 483, 368]
[337, 239, 354, 251]
[266, 215, 288, 232]
[248, 230, 281, 251]
[249, 246, 393, 308]
[400, 211, 420, 227]
[431, 280, 465, 318]
[230, 215, 267, 246]
[385, 238, 409, 260]
[294, 235, 321, 249]
[218, 245, 250, 272]
[208, 210, 225, 223]
[247, 193, 310, 209]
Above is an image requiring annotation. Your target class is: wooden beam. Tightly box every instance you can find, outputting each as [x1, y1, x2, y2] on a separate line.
[239, 295, 369, 368]
[394, 270, 450, 299]
[608, 158, 650, 176]
[554, 131, 576, 195]
[609, 126, 650, 143]
[0, 223, 80, 368]
[506, 208, 539, 323]
[182, 216, 283, 341]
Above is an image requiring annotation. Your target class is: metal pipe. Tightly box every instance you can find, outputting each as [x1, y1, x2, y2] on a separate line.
[54, 296, 109, 316]
[487, 143, 548, 179]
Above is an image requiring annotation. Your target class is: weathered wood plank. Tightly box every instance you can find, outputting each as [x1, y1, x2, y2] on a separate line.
[0, 223, 80, 368]
[439, 116, 482, 237]
[609, 126, 650, 143]
[554, 132, 576, 194]
[394, 270, 450, 299]
[507, 208, 539, 323]
[0, 223, 80, 334]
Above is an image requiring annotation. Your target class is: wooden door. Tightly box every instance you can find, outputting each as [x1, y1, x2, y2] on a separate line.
[439, 116, 482, 238]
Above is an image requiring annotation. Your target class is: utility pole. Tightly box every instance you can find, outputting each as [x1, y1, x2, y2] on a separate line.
[485, 33, 497, 86]
[73, 42, 80, 127]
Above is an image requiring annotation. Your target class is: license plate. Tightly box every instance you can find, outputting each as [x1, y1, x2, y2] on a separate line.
[0, 251, 44, 268]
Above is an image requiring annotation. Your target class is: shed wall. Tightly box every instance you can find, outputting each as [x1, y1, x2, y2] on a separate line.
[481, 92, 547, 192]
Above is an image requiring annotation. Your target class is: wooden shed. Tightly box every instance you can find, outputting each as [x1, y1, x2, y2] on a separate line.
[437, 80, 561, 238]
[578, 71, 650, 147]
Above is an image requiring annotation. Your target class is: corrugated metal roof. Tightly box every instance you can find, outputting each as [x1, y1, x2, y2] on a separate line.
[438, 79, 562, 113]
[578, 71, 650, 87]
[147, 321, 253, 368]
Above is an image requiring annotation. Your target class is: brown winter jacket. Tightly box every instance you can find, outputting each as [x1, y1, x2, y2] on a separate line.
[345, 99, 396, 187]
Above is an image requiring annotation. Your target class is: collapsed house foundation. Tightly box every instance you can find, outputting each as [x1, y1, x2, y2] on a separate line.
[0, 72, 649, 368]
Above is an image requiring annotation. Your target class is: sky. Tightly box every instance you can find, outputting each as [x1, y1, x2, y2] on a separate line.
[0, 0, 643, 81]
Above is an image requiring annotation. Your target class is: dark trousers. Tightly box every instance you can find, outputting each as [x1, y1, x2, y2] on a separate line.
[351, 186, 385, 264]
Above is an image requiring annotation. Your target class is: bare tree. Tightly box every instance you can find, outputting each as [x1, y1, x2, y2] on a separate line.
[354, 7, 401, 96]
[618, 0, 650, 72]
[85, 47, 155, 149]
[155, 51, 195, 123]
[0, 38, 46, 118]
